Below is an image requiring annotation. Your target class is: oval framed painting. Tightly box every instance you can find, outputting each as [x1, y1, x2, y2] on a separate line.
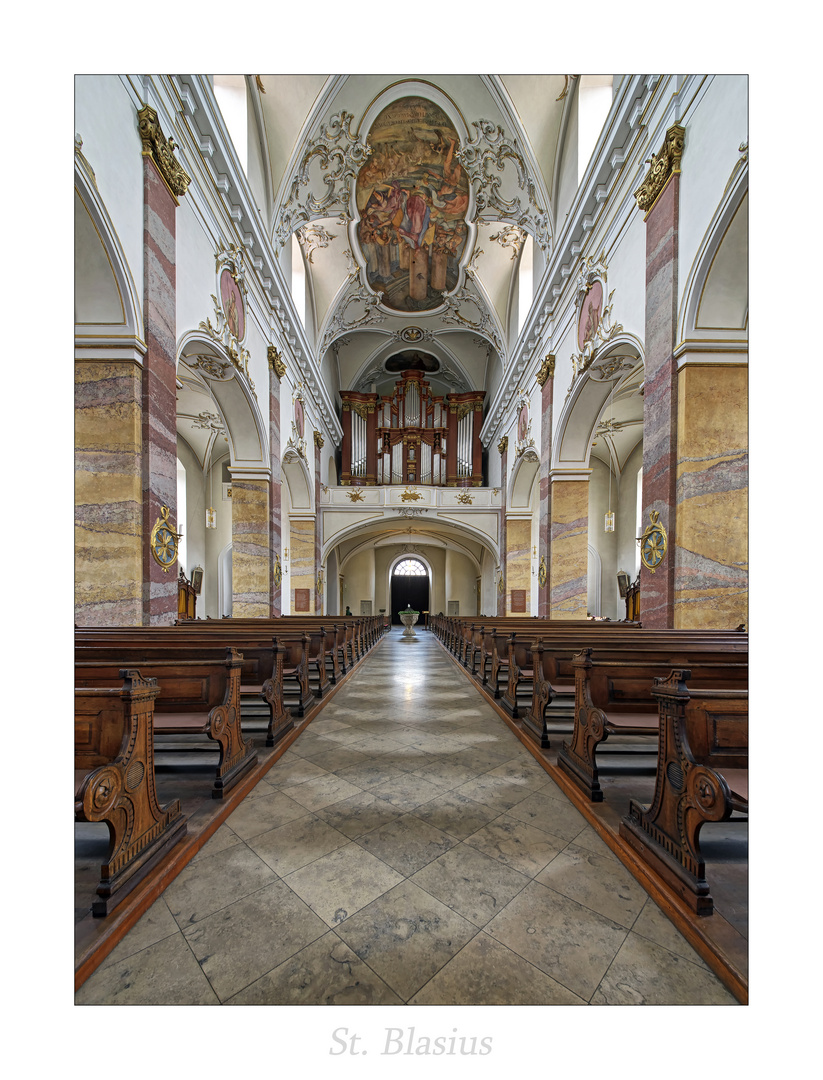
[220, 269, 245, 341]
[578, 280, 603, 351]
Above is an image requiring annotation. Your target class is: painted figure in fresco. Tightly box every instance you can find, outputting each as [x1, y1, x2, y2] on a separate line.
[226, 287, 239, 339]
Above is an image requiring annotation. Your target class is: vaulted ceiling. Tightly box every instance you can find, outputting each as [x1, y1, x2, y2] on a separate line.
[252, 75, 579, 399]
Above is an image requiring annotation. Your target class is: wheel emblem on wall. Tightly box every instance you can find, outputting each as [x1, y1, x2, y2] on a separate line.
[150, 505, 181, 571]
[640, 510, 668, 574]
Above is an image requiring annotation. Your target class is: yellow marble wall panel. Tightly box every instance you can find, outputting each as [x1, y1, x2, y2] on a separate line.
[289, 518, 316, 614]
[231, 480, 270, 617]
[550, 479, 589, 619]
[675, 365, 747, 629]
[506, 518, 532, 614]
[75, 361, 143, 625]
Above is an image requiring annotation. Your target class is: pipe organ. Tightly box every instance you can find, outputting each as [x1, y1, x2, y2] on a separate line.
[340, 370, 485, 487]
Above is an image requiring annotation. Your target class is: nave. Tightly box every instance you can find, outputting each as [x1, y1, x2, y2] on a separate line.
[75, 629, 738, 1006]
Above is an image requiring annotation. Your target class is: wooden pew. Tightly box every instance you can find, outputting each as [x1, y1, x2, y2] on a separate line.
[557, 646, 748, 802]
[619, 669, 748, 915]
[75, 648, 256, 799]
[521, 627, 748, 747]
[77, 626, 314, 731]
[75, 670, 187, 915]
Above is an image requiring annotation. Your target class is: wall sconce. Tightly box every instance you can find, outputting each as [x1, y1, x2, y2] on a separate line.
[206, 507, 217, 529]
[283, 547, 289, 572]
[604, 511, 615, 532]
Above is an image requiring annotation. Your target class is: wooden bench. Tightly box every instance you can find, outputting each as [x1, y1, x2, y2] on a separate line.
[557, 646, 748, 803]
[619, 668, 748, 915]
[521, 627, 748, 747]
[75, 670, 187, 915]
[75, 648, 256, 799]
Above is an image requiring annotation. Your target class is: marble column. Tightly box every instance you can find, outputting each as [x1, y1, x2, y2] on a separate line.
[549, 475, 589, 618]
[505, 519, 532, 615]
[497, 437, 508, 615]
[138, 105, 189, 625]
[675, 364, 748, 628]
[268, 348, 284, 614]
[231, 478, 270, 617]
[537, 356, 555, 617]
[635, 125, 684, 628]
[75, 360, 143, 625]
[314, 431, 324, 613]
[289, 518, 316, 614]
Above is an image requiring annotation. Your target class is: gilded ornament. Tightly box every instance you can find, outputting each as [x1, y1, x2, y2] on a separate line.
[456, 491, 473, 505]
[640, 510, 668, 573]
[634, 124, 685, 215]
[498, 436, 508, 455]
[538, 555, 547, 588]
[536, 355, 556, 386]
[137, 105, 190, 198]
[273, 554, 282, 587]
[347, 488, 365, 502]
[400, 487, 423, 502]
[267, 346, 286, 378]
[314, 430, 325, 449]
[149, 505, 181, 572]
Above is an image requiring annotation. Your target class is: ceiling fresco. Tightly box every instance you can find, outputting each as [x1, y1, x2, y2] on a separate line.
[355, 97, 471, 313]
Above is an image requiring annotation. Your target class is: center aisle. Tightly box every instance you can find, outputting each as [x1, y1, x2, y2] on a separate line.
[76, 626, 737, 1005]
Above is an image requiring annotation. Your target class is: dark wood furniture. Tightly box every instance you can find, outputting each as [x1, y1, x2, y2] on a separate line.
[75, 670, 187, 915]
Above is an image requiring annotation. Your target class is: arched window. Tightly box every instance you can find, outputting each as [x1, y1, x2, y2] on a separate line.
[394, 558, 427, 576]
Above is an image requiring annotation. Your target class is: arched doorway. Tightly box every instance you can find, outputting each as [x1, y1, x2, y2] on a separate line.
[390, 558, 430, 625]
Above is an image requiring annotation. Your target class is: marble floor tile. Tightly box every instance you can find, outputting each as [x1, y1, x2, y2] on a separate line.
[409, 931, 585, 1005]
[265, 755, 331, 789]
[332, 759, 408, 790]
[462, 814, 565, 876]
[76, 931, 220, 1005]
[630, 899, 713, 969]
[355, 813, 459, 875]
[163, 842, 280, 928]
[248, 814, 351, 876]
[284, 773, 366, 812]
[226, 930, 404, 1005]
[335, 879, 478, 1001]
[223, 789, 310, 840]
[409, 842, 530, 927]
[283, 841, 405, 927]
[505, 789, 591, 842]
[302, 746, 370, 772]
[535, 842, 649, 928]
[409, 789, 502, 840]
[371, 772, 452, 811]
[591, 930, 738, 1004]
[316, 790, 406, 839]
[189, 823, 244, 865]
[484, 879, 629, 1001]
[184, 878, 329, 1002]
[95, 895, 180, 970]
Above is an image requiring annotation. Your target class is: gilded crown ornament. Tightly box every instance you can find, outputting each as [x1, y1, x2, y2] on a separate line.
[137, 105, 190, 198]
[536, 355, 556, 387]
[634, 125, 685, 214]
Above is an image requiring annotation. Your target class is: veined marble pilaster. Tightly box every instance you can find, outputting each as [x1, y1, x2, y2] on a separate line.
[290, 518, 315, 614]
[141, 152, 179, 625]
[549, 479, 588, 618]
[231, 480, 270, 617]
[498, 441, 508, 615]
[675, 365, 748, 628]
[639, 151, 680, 628]
[538, 363, 554, 617]
[75, 360, 143, 625]
[269, 362, 282, 614]
[506, 519, 532, 615]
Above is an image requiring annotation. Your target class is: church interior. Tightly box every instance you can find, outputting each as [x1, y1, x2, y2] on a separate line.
[72, 71, 756, 1025]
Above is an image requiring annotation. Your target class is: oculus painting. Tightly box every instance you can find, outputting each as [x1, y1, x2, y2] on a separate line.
[356, 97, 470, 312]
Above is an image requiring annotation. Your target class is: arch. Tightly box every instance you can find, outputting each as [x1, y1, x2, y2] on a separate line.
[74, 156, 143, 354]
[553, 336, 644, 472]
[325, 513, 498, 569]
[177, 333, 270, 476]
[679, 163, 749, 346]
[587, 542, 602, 617]
[508, 450, 540, 512]
[327, 454, 338, 487]
[387, 551, 433, 624]
[281, 449, 314, 512]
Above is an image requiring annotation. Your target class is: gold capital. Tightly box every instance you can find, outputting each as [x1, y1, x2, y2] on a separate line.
[267, 346, 286, 378]
[634, 124, 685, 215]
[498, 436, 508, 455]
[314, 430, 325, 449]
[536, 354, 556, 386]
[137, 105, 190, 198]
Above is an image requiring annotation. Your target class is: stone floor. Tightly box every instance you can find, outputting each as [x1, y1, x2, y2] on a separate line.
[75, 627, 739, 1005]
